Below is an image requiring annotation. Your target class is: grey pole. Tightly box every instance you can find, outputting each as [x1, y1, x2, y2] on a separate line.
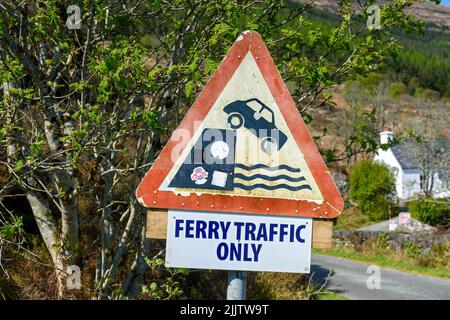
[227, 271, 247, 300]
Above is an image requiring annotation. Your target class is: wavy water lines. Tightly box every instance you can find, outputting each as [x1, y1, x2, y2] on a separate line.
[234, 163, 311, 192]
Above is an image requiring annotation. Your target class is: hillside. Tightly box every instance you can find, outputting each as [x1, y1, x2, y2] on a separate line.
[286, 2, 450, 171]
[292, 0, 450, 96]
[308, 82, 450, 165]
[295, 0, 450, 32]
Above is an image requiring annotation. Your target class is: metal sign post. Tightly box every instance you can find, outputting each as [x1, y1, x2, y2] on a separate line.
[227, 271, 247, 300]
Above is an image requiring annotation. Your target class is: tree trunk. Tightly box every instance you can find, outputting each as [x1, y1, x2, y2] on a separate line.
[26, 190, 67, 298]
[120, 205, 149, 298]
[41, 97, 80, 269]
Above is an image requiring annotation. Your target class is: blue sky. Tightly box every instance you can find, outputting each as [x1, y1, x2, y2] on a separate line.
[441, 0, 450, 6]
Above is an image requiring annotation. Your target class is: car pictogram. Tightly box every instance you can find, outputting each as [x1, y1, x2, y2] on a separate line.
[223, 98, 288, 153]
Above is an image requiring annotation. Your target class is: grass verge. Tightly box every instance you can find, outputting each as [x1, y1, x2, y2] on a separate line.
[334, 207, 377, 230]
[312, 291, 349, 300]
[314, 247, 450, 279]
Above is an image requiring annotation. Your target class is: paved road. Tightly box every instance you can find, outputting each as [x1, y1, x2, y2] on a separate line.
[356, 219, 393, 232]
[310, 254, 450, 300]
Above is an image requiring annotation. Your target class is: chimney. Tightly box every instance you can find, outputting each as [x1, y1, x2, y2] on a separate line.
[380, 127, 393, 145]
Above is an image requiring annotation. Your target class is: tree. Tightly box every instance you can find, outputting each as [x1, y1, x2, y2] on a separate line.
[388, 81, 408, 99]
[406, 100, 449, 198]
[0, 0, 425, 298]
[349, 160, 397, 221]
[333, 79, 395, 166]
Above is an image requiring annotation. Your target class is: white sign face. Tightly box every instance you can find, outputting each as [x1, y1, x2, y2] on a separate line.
[159, 52, 324, 203]
[165, 210, 312, 273]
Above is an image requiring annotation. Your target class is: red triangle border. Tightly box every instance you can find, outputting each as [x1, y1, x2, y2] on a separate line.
[136, 31, 343, 218]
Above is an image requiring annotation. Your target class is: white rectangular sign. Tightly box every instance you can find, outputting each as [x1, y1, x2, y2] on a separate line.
[165, 210, 312, 273]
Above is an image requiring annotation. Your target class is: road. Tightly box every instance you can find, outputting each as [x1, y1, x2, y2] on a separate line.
[310, 254, 450, 300]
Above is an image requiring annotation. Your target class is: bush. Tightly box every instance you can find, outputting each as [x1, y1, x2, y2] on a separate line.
[408, 198, 449, 226]
[404, 240, 422, 259]
[407, 77, 420, 96]
[356, 73, 388, 92]
[349, 160, 396, 221]
[388, 82, 407, 99]
[414, 87, 441, 101]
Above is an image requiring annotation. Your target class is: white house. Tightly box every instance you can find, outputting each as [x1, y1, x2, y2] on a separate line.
[374, 128, 449, 200]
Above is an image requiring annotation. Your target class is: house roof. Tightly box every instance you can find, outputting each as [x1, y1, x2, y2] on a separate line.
[391, 140, 420, 169]
[391, 139, 450, 170]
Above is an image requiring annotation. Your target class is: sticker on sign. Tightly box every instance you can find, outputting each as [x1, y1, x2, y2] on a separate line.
[165, 210, 312, 273]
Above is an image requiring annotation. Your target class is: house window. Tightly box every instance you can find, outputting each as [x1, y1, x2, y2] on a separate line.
[420, 174, 425, 191]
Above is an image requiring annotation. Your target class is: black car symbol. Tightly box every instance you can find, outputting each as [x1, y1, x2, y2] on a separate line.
[223, 98, 288, 153]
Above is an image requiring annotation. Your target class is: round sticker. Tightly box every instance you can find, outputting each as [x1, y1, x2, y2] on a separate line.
[210, 141, 229, 160]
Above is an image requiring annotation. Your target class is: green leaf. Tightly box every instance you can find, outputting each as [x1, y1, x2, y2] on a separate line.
[184, 81, 195, 98]
[1, 215, 24, 240]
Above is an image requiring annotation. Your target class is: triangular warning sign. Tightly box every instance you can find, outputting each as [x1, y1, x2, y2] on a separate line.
[136, 31, 343, 218]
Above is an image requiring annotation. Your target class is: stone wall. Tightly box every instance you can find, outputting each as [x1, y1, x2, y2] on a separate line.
[333, 230, 450, 253]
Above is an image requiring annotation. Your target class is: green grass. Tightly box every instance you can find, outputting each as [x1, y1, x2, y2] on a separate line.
[313, 292, 349, 300]
[334, 207, 377, 230]
[314, 248, 450, 279]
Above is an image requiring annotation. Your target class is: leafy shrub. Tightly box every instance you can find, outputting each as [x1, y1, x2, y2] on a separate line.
[363, 232, 390, 255]
[349, 160, 396, 221]
[375, 232, 390, 251]
[356, 73, 388, 92]
[404, 240, 422, 259]
[388, 81, 407, 99]
[407, 77, 420, 96]
[408, 198, 449, 226]
[428, 242, 450, 268]
[142, 257, 187, 300]
[414, 87, 441, 101]
[0, 215, 24, 240]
